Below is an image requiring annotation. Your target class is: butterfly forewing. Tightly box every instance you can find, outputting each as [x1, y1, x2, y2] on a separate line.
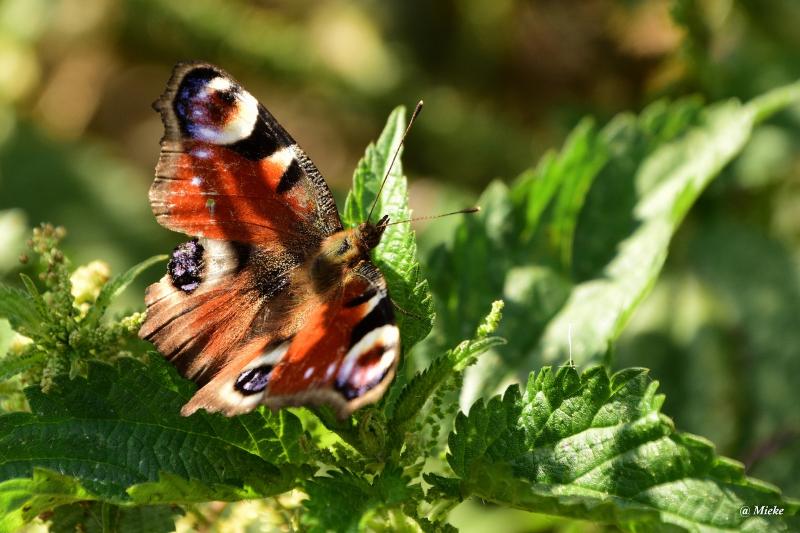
[151, 62, 342, 244]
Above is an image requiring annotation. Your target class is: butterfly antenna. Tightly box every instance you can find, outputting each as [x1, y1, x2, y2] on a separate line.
[367, 100, 424, 223]
[381, 206, 480, 227]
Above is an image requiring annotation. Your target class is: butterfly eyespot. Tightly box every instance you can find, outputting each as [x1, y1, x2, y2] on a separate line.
[335, 346, 394, 400]
[235, 365, 274, 395]
[168, 239, 205, 293]
[174, 69, 258, 145]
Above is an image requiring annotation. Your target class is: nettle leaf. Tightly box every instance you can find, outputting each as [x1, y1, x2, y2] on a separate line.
[302, 465, 413, 533]
[343, 107, 434, 350]
[0, 468, 94, 533]
[434, 365, 800, 532]
[18, 274, 48, 320]
[389, 301, 505, 435]
[0, 356, 313, 522]
[0, 284, 43, 337]
[429, 81, 800, 373]
[46, 500, 182, 533]
[537, 97, 759, 365]
[0, 350, 45, 383]
[545, 119, 609, 269]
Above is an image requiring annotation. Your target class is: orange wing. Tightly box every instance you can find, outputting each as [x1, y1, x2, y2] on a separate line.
[150, 62, 341, 245]
[139, 239, 300, 387]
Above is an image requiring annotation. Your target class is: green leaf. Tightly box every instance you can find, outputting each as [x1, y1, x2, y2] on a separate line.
[389, 301, 505, 433]
[0, 468, 94, 533]
[544, 119, 609, 269]
[82, 254, 167, 326]
[47, 500, 182, 533]
[0, 355, 312, 523]
[538, 97, 759, 365]
[303, 470, 372, 533]
[302, 466, 413, 533]
[18, 273, 47, 321]
[0, 350, 45, 383]
[436, 365, 800, 532]
[544, 84, 800, 365]
[126, 472, 265, 505]
[430, 81, 800, 376]
[343, 107, 434, 350]
[429, 182, 527, 348]
[0, 284, 42, 336]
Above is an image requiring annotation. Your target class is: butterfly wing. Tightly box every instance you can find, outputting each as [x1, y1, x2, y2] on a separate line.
[179, 260, 400, 418]
[151, 62, 342, 245]
[139, 238, 303, 388]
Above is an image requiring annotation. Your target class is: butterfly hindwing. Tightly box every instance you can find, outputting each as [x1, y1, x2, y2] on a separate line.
[265, 260, 399, 416]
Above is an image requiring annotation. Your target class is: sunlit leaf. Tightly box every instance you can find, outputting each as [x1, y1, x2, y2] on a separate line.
[432, 365, 800, 531]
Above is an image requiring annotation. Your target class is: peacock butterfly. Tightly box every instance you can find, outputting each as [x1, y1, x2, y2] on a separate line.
[139, 62, 400, 418]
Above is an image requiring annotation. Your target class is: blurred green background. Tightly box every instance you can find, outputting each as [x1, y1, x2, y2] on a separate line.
[1, 0, 799, 530]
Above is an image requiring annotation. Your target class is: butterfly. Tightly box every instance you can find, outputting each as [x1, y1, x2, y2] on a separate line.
[139, 62, 400, 418]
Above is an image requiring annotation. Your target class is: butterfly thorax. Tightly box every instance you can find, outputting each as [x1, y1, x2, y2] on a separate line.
[310, 215, 388, 292]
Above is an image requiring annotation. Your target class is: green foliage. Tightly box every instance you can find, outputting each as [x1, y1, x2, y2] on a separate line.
[46, 501, 182, 533]
[81, 254, 167, 327]
[0, 226, 168, 396]
[388, 300, 505, 436]
[1, 95, 799, 532]
[433, 365, 800, 531]
[302, 466, 414, 532]
[0, 350, 44, 383]
[0, 469, 94, 532]
[0, 286, 42, 337]
[429, 83, 800, 397]
[0, 358, 307, 501]
[619, 217, 800, 497]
